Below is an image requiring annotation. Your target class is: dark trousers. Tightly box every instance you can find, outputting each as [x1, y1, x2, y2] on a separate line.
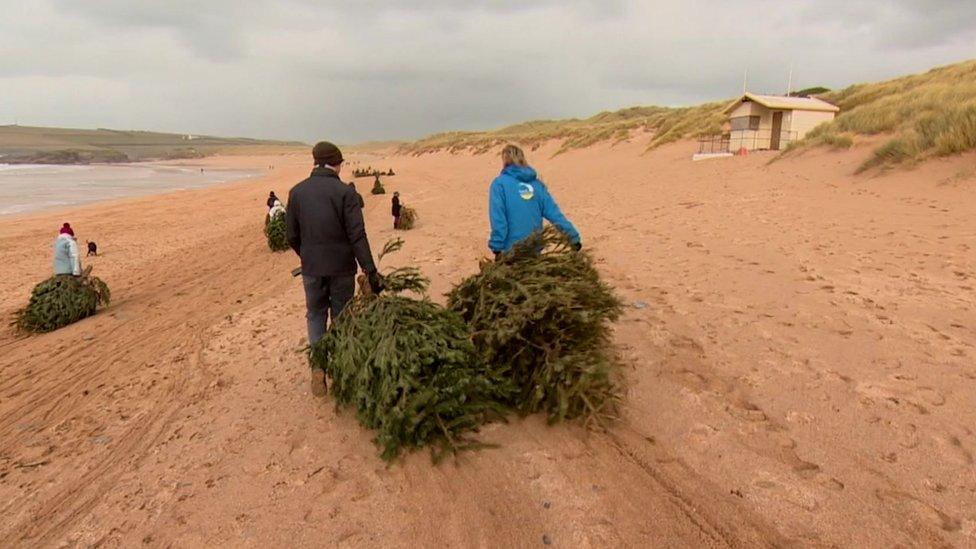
[393, 215, 400, 229]
[302, 274, 355, 346]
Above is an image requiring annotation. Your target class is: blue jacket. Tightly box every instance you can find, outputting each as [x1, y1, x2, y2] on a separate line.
[488, 165, 580, 253]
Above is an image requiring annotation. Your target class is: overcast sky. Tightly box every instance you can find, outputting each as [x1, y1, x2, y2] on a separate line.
[0, 0, 973, 143]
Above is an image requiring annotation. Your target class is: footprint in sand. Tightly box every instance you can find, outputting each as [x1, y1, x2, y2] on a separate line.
[875, 489, 962, 533]
[766, 432, 822, 479]
[725, 399, 767, 423]
[752, 471, 823, 511]
[896, 422, 920, 449]
[932, 433, 974, 466]
[854, 381, 946, 415]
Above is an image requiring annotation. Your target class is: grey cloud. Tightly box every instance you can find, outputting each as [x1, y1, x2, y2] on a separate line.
[795, 0, 976, 49]
[877, 4, 976, 49]
[55, 0, 254, 60]
[0, 0, 973, 142]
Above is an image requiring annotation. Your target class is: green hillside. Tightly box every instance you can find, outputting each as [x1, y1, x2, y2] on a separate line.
[0, 125, 306, 164]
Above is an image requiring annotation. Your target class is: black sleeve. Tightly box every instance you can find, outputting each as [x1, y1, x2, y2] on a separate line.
[285, 189, 301, 256]
[342, 188, 376, 272]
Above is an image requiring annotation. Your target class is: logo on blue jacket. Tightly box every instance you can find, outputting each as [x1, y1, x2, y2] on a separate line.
[518, 183, 534, 200]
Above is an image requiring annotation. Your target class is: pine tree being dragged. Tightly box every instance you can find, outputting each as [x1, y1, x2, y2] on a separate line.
[397, 206, 417, 230]
[265, 209, 288, 251]
[371, 175, 386, 195]
[14, 266, 111, 333]
[447, 227, 624, 424]
[311, 240, 508, 461]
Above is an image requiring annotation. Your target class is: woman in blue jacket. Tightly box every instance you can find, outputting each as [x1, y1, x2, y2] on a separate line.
[488, 144, 580, 256]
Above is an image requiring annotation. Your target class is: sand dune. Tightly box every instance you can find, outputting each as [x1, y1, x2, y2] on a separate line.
[0, 141, 974, 546]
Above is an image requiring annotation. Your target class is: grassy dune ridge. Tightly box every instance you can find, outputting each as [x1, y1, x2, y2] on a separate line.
[790, 59, 976, 171]
[399, 103, 728, 156]
[401, 59, 976, 171]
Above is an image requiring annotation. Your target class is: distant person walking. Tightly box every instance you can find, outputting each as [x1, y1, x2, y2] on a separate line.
[487, 144, 581, 257]
[391, 191, 402, 229]
[53, 223, 81, 276]
[286, 141, 383, 396]
[268, 198, 286, 219]
[267, 191, 279, 210]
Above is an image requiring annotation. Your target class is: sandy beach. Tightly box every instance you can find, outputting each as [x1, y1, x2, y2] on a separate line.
[0, 141, 974, 546]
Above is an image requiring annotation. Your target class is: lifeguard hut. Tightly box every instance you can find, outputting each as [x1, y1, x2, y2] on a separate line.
[695, 92, 840, 159]
[723, 92, 839, 151]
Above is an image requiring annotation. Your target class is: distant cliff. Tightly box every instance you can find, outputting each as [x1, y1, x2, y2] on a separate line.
[0, 125, 306, 164]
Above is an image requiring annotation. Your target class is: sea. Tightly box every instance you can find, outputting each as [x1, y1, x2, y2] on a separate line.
[0, 163, 263, 216]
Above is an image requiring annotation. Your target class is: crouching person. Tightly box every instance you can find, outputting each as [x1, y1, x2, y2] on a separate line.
[54, 223, 81, 276]
[286, 141, 383, 396]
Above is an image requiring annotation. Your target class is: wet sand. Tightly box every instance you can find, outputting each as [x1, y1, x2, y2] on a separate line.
[0, 143, 974, 547]
[0, 163, 264, 217]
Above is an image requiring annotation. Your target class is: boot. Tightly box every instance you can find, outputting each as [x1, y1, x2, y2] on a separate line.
[310, 367, 327, 397]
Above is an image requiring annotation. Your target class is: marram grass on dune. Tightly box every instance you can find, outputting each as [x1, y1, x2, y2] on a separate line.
[785, 60, 976, 171]
[399, 103, 726, 156]
[401, 58, 976, 172]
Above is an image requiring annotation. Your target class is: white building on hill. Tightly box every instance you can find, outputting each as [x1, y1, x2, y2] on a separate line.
[723, 92, 839, 151]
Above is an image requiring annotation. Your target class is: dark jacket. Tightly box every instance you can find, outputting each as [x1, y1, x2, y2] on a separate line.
[286, 167, 377, 277]
[267, 195, 278, 209]
[348, 182, 365, 208]
[391, 195, 401, 216]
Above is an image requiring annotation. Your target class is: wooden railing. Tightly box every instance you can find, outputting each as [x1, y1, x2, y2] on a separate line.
[697, 130, 798, 154]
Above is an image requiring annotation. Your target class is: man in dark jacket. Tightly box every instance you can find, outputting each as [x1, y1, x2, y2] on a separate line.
[286, 141, 383, 396]
[267, 191, 279, 210]
[391, 191, 401, 229]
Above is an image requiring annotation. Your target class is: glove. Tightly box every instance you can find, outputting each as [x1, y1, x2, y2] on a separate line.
[572, 241, 582, 251]
[367, 270, 384, 295]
